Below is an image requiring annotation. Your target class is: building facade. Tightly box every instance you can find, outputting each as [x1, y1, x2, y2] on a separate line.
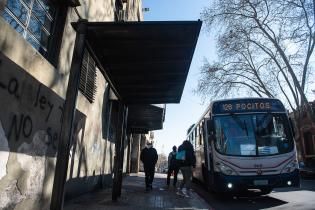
[0, 0, 202, 209]
[291, 102, 315, 164]
[0, 1, 144, 209]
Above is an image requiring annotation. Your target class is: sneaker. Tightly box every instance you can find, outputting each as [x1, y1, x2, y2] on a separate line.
[176, 189, 185, 197]
[183, 192, 190, 198]
[183, 190, 190, 198]
[176, 191, 183, 196]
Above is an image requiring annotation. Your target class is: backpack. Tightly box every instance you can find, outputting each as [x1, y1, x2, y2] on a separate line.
[176, 150, 186, 161]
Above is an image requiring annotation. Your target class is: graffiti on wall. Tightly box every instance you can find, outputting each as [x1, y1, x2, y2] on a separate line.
[0, 52, 86, 155]
[0, 80, 64, 153]
[0, 52, 86, 209]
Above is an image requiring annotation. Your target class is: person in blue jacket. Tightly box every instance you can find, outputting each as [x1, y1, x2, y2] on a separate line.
[177, 140, 196, 197]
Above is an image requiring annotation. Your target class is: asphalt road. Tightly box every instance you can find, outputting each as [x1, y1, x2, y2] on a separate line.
[192, 179, 315, 210]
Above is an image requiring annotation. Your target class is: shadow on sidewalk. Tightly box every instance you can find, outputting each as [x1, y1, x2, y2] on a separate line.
[64, 172, 211, 210]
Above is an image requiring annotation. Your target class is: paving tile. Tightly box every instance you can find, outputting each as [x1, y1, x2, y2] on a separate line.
[64, 173, 210, 210]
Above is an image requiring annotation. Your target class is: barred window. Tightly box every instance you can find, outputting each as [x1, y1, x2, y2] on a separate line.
[2, 0, 56, 55]
[79, 49, 97, 103]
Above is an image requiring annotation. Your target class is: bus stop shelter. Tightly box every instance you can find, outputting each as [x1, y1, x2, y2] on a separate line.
[128, 104, 166, 133]
[50, 19, 201, 210]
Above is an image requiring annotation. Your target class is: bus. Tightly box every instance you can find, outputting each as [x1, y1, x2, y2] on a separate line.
[187, 98, 300, 194]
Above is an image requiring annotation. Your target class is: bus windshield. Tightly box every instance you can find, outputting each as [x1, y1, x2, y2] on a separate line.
[214, 113, 294, 156]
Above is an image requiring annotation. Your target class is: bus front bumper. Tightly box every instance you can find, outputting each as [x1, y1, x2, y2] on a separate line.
[213, 169, 300, 192]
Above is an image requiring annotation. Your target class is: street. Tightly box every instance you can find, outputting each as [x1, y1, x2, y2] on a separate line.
[193, 179, 315, 210]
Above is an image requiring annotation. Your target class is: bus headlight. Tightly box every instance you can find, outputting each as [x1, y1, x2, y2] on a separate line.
[281, 161, 297, 174]
[215, 162, 237, 175]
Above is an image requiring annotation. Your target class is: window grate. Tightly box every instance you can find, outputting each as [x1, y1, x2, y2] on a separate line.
[79, 49, 97, 103]
[2, 0, 56, 55]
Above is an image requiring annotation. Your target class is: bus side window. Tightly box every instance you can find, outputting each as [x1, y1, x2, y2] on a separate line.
[199, 125, 204, 145]
[191, 133, 195, 149]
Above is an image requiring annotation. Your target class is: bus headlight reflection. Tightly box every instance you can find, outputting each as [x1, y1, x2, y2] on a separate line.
[215, 162, 237, 175]
[281, 161, 297, 174]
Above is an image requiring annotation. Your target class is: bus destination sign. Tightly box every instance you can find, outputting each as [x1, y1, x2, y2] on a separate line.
[212, 99, 285, 114]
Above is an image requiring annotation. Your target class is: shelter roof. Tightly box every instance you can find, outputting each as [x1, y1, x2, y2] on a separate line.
[127, 104, 165, 133]
[73, 21, 202, 104]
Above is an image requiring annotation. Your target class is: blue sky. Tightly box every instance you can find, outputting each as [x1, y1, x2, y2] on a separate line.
[142, 0, 216, 154]
[142, 0, 315, 154]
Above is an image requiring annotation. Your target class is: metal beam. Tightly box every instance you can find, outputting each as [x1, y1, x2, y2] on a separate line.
[117, 106, 128, 196]
[126, 133, 132, 174]
[112, 102, 126, 201]
[50, 19, 87, 210]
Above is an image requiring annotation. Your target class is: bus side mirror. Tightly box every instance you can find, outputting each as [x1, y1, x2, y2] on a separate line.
[206, 119, 215, 142]
[206, 119, 214, 132]
[208, 134, 215, 143]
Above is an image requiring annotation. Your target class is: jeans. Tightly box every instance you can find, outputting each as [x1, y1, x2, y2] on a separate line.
[144, 166, 155, 188]
[179, 166, 192, 190]
[166, 165, 179, 186]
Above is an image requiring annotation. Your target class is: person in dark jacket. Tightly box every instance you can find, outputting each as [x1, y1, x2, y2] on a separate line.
[177, 140, 196, 197]
[166, 146, 179, 188]
[140, 141, 158, 191]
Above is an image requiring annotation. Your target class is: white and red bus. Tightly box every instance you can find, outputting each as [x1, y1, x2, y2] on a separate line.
[187, 98, 300, 194]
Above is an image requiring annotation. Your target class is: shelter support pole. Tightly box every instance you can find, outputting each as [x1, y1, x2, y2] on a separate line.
[126, 133, 132, 174]
[130, 134, 141, 173]
[117, 106, 128, 196]
[50, 19, 87, 210]
[112, 102, 127, 201]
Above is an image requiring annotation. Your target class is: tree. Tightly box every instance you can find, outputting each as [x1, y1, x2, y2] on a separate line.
[198, 0, 315, 120]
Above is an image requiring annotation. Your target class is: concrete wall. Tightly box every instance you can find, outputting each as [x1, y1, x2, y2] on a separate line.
[0, 0, 143, 209]
[126, 0, 143, 21]
[0, 51, 86, 210]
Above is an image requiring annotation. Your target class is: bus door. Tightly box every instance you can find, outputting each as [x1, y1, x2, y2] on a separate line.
[195, 125, 204, 181]
[203, 118, 214, 184]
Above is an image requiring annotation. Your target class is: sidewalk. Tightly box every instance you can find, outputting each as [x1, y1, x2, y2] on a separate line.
[64, 173, 211, 210]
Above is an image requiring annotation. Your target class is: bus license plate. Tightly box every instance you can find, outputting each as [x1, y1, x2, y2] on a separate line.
[254, 180, 268, 185]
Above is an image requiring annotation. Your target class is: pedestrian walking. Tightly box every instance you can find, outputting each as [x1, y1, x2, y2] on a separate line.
[140, 141, 158, 191]
[176, 140, 196, 197]
[166, 146, 179, 188]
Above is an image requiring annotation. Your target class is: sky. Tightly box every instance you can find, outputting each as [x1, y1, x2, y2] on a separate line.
[142, 0, 315, 154]
[142, 0, 216, 154]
